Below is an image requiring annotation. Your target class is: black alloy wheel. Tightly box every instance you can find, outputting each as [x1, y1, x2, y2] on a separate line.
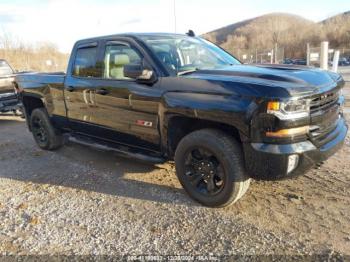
[175, 129, 251, 207]
[30, 108, 64, 150]
[32, 116, 48, 144]
[184, 147, 225, 196]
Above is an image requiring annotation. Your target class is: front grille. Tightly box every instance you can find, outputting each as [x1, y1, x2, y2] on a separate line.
[309, 90, 340, 147]
[310, 91, 339, 115]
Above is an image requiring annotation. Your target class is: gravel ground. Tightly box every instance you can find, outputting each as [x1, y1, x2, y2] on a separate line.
[0, 113, 349, 259]
[339, 66, 350, 82]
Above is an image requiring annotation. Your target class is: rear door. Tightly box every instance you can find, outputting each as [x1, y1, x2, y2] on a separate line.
[64, 42, 101, 131]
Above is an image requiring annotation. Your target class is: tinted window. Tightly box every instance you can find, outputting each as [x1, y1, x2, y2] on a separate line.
[0, 60, 13, 76]
[103, 45, 142, 80]
[72, 47, 100, 77]
[140, 35, 240, 74]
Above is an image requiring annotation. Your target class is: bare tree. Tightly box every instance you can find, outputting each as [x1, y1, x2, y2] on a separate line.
[0, 34, 69, 72]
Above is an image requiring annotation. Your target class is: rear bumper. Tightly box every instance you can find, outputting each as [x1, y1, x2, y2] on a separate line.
[244, 117, 348, 180]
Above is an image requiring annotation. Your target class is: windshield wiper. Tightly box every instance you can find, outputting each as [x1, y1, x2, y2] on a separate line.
[177, 68, 199, 76]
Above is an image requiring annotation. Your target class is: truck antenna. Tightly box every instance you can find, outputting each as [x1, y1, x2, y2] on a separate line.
[186, 30, 195, 37]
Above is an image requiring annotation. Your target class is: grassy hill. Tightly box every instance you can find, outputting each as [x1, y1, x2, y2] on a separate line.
[202, 12, 350, 59]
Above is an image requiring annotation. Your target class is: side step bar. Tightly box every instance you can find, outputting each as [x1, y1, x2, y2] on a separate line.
[68, 134, 166, 164]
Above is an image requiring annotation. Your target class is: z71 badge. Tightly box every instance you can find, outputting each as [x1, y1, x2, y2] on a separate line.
[136, 120, 153, 127]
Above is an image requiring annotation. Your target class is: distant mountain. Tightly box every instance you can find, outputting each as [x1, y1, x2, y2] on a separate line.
[319, 11, 350, 49]
[202, 12, 350, 59]
[321, 11, 350, 23]
[203, 13, 314, 45]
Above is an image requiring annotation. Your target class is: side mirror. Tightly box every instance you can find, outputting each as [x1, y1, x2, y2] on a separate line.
[124, 64, 157, 84]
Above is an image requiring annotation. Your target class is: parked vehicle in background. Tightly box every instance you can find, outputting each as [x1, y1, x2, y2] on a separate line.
[338, 58, 350, 66]
[329, 58, 350, 67]
[0, 59, 21, 114]
[282, 58, 294, 65]
[15, 33, 348, 207]
[293, 59, 307, 65]
[282, 58, 307, 66]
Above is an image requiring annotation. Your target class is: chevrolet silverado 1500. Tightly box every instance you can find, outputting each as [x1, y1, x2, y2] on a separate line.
[15, 33, 348, 207]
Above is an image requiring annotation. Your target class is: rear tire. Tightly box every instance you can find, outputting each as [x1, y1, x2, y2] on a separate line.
[30, 108, 64, 150]
[175, 129, 250, 207]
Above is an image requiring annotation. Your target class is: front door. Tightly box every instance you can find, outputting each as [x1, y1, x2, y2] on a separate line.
[93, 40, 163, 152]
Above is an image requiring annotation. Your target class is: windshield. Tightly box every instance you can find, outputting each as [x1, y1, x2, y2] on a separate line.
[139, 35, 240, 75]
[0, 60, 13, 76]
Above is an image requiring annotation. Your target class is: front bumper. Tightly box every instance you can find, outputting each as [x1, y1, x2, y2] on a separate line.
[244, 117, 348, 180]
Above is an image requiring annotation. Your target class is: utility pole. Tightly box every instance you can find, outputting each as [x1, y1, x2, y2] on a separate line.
[306, 43, 310, 66]
[173, 0, 177, 33]
[274, 43, 278, 64]
[332, 50, 340, 73]
[270, 49, 274, 64]
[320, 41, 329, 70]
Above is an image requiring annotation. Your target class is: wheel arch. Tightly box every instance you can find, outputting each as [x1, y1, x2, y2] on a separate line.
[166, 115, 244, 158]
[22, 95, 46, 131]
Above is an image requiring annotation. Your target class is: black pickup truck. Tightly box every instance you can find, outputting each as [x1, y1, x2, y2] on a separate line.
[0, 59, 21, 114]
[15, 33, 348, 207]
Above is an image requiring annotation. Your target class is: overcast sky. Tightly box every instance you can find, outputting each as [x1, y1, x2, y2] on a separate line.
[0, 0, 349, 52]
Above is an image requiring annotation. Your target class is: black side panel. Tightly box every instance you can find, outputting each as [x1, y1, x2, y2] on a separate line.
[69, 119, 160, 152]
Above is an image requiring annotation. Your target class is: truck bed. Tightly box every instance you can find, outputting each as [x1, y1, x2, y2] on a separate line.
[15, 72, 66, 88]
[15, 72, 67, 118]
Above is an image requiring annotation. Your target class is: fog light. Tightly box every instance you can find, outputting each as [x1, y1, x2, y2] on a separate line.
[266, 126, 309, 138]
[287, 154, 299, 174]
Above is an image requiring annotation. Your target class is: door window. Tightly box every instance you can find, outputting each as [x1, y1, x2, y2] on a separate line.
[72, 46, 100, 78]
[103, 45, 142, 80]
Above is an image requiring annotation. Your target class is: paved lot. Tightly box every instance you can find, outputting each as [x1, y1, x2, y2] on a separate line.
[0, 113, 349, 259]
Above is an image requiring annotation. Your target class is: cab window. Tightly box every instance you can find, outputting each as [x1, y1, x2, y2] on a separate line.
[103, 44, 142, 80]
[72, 46, 100, 78]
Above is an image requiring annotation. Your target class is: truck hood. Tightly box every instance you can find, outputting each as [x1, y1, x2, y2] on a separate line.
[183, 64, 343, 98]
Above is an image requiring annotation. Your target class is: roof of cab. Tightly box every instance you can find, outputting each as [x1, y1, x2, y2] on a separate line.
[75, 32, 190, 45]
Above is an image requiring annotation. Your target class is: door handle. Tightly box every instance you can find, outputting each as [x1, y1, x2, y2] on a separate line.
[66, 86, 74, 92]
[96, 88, 109, 95]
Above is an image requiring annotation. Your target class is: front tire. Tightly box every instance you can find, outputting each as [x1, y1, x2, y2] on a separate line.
[30, 108, 64, 150]
[175, 129, 250, 207]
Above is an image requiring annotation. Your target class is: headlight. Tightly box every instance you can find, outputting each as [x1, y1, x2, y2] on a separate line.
[267, 99, 311, 120]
